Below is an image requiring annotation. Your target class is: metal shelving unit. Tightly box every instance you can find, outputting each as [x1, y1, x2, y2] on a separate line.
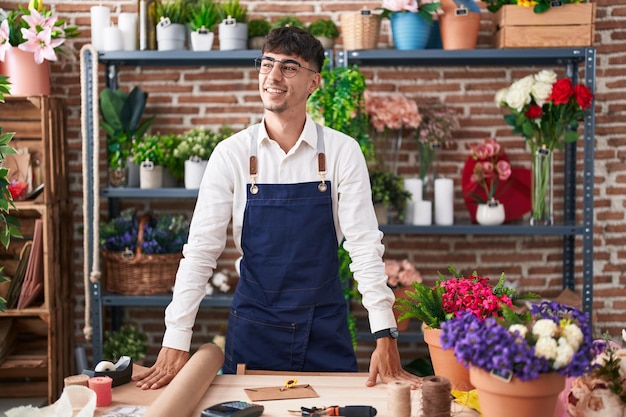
[82, 47, 595, 363]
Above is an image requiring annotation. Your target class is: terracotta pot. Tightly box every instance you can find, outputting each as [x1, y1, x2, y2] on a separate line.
[469, 366, 565, 417]
[392, 287, 410, 332]
[0, 47, 51, 96]
[423, 327, 473, 390]
[439, 0, 481, 50]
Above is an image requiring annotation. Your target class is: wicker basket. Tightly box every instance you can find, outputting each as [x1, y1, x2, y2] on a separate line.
[340, 10, 381, 50]
[101, 216, 182, 295]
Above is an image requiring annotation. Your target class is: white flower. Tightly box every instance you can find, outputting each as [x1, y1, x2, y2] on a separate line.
[494, 87, 508, 107]
[533, 319, 557, 338]
[509, 324, 528, 338]
[553, 337, 575, 369]
[534, 69, 557, 85]
[531, 81, 553, 107]
[504, 84, 531, 113]
[535, 336, 558, 360]
[621, 329, 626, 343]
[562, 323, 583, 351]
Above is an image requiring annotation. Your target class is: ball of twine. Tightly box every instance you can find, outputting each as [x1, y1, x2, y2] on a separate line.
[421, 375, 452, 417]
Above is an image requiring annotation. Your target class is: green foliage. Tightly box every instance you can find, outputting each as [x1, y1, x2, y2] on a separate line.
[482, 0, 583, 14]
[174, 125, 232, 161]
[100, 87, 154, 169]
[160, 133, 183, 181]
[308, 18, 339, 39]
[338, 242, 360, 350]
[307, 62, 373, 158]
[248, 18, 272, 38]
[378, 1, 441, 24]
[395, 267, 448, 329]
[218, 0, 248, 23]
[154, 0, 189, 24]
[271, 15, 305, 30]
[369, 169, 411, 221]
[131, 133, 169, 166]
[103, 324, 148, 362]
[187, 0, 220, 31]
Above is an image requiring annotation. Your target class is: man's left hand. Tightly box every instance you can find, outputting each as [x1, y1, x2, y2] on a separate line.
[366, 337, 422, 389]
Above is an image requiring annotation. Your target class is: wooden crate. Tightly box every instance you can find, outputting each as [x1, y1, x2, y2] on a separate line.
[494, 3, 595, 48]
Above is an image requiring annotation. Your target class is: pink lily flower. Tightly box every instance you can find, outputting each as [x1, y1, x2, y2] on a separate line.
[19, 26, 64, 64]
[0, 20, 11, 62]
[22, 8, 58, 34]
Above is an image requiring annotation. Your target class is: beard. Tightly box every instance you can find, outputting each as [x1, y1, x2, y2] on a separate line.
[263, 100, 288, 114]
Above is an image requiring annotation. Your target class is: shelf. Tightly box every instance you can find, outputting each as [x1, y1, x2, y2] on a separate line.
[99, 49, 262, 67]
[0, 308, 49, 318]
[380, 223, 584, 236]
[102, 292, 233, 308]
[102, 187, 198, 199]
[337, 47, 591, 67]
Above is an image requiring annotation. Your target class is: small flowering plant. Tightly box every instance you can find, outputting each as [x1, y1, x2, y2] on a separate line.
[483, 0, 587, 14]
[441, 301, 595, 382]
[394, 265, 539, 329]
[495, 69, 594, 154]
[465, 137, 512, 205]
[174, 125, 232, 162]
[378, 0, 441, 24]
[0, 1, 80, 64]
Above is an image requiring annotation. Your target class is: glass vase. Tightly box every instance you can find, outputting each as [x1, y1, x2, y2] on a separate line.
[531, 145, 553, 226]
[419, 141, 441, 202]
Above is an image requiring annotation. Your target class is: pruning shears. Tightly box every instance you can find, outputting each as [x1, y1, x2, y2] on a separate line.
[288, 406, 377, 417]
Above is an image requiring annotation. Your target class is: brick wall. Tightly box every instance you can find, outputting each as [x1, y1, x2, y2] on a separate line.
[1, 0, 624, 372]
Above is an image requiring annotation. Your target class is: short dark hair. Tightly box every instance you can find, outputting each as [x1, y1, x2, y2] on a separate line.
[262, 26, 325, 72]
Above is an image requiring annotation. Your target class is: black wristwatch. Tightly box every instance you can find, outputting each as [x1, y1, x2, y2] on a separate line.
[373, 327, 399, 340]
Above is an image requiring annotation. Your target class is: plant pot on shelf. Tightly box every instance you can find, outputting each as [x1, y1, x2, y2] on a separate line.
[184, 159, 208, 189]
[139, 160, 163, 189]
[469, 366, 565, 417]
[218, 17, 248, 51]
[0, 47, 51, 96]
[190, 28, 215, 51]
[156, 18, 186, 51]
[389, 12, 431, 50]
[439, 0, 481, 50]
[423, 327, 473, 391]
[476, 200, 505, 225]
[374, 203, 389, 225]
[248, 36, 266, 50]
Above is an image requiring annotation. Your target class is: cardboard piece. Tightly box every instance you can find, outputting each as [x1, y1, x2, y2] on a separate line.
[244, 384, 319, 402]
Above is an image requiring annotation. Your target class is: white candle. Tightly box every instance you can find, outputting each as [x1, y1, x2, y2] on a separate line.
[139, 0, 147, 50]
[404, 178, 423, 202]
[413, 200, 432, 226]
[102, 26, 123, 51]
[90, 6, 111, 51]
[434, 178, 454, 225]
[404, 201, 414, 224]
[118, 12, 138, 51]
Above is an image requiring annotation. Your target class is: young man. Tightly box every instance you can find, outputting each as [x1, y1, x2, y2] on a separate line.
[133, 26, 420, 390]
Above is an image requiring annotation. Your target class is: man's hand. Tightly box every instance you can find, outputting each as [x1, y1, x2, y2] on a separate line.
[131, 347, 190, 390]
[366, 337, 422, 389]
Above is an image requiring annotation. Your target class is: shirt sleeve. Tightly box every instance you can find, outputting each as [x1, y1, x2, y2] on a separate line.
[162, 143, 236, 351]
[332, 132, 396, 333]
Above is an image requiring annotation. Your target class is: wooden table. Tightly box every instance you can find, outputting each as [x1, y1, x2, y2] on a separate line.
[96, 373, 479, 417]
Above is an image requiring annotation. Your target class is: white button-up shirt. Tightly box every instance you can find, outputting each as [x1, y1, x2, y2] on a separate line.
[163, 115, 395, 351]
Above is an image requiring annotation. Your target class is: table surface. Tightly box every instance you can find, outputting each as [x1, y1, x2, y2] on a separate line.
[97, 373, 479, 417]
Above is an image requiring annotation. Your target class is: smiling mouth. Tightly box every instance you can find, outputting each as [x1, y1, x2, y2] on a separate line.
[264, 86, 286, 95]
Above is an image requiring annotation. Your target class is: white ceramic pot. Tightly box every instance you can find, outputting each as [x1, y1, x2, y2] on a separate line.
[156, 18, 186, 51]
[218, 19, 248, 50]
[476, 200, 505, 226]
[184, 159, 208, 189]
[190, 30, 215, 51]
[139, 160, 163, 189]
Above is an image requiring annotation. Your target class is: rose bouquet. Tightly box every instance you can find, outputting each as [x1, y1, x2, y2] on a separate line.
[464, 137, 512, 205]
[441, 300, 595, 382]
[0, 0, 80, 64]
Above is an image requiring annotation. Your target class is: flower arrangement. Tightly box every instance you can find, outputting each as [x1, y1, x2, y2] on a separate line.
[0, 0, 80, 64]
[566, 332, 626, 417]
[378, 0, 441, 24]
[441, 300, 595, 382]
[174, 125, 232, 162]
[395, 265, 539, 329]
[495, 69, 594, 153]
[483, 0, 587, 14]
[465, 137, 512, 205]
[384, 258, 422, 289]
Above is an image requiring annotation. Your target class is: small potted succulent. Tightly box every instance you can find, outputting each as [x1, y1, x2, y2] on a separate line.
[154, 0, 189, 51]
[217, 0, 248, 50]
[247, 18, 271, 50]
[187, 0, 221, 51]
[132, 133, 168, 189]
[308, 18, 340, 49]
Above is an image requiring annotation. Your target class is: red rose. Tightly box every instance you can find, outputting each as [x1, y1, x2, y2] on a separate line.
[548, 78, 574, 105]
[525, 104, 542, 119]
[573, 84, 594, 109]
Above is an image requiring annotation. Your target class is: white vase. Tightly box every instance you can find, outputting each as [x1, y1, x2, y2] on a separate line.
[156, 18, 186, 51]
[139, 161, 163, 189]
[190, 30, 214, 51]
[476, 200, 505, 226]
[218, 19, 248, 50]
[184, 159, 208, 189]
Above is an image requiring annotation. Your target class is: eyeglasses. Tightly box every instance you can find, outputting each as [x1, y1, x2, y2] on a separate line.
[254, 56, 318, 78]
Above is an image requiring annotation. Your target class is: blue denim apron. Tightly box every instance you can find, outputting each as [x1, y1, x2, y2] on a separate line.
[222, 124, 357, 374]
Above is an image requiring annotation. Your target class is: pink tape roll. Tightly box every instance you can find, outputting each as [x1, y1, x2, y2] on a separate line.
[88, 376, 113, 407]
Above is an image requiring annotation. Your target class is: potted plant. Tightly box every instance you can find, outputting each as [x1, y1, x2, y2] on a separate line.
[271, 15, 306, 30]
[100, 86, 154, 188]
[369, 169, 411, 224]
[217, 0, 248, 50]
[154, 0, 189, 50]
[174, 125, 231, 189]
[132, 133, 168, 189]
[441, 301, 594, 417]
[308, 18, 340, 50]
[187, 0, 220, 51]
[379, 0, 441, 50]
[247, 18, 271, 49]
[438, 0, 481, 50]
[102, 324, 148, 363]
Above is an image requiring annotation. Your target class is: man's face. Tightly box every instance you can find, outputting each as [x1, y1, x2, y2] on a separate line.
[258, 53, 320, 114]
